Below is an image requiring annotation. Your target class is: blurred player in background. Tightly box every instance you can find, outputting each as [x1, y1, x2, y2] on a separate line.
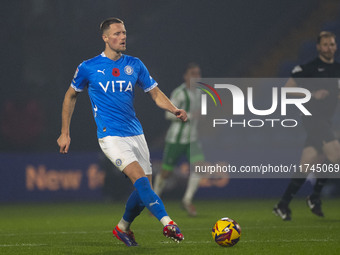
[57, 17, 186, 246]
[153, 63, 204, 216]
[273, 31, 340, 221]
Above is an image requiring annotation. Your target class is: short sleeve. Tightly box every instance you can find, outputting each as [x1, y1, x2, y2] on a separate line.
[136, 59, 158, 92]
[70, 62, 88, 92]
[291, 65, 305, 78]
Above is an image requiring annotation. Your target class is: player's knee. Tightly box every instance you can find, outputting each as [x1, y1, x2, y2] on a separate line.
[323, 140, 340, 163]
[123, 161, 147, 184]
[324, 148, 340, 163]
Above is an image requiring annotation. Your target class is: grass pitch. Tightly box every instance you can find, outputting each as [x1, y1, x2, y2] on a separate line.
[0, 198, 339, 255]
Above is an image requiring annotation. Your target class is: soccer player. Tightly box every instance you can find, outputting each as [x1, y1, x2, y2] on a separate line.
[153, 63, 204, 216]
[273, 31, 340, 221]
[57, 17, 186, 246]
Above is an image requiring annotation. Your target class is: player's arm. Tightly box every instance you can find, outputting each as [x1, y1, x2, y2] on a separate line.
[165, 91, 183, 121]
[57, 87, 79, 154]
[165, 109, 181, 121]
[287, 65, 329, 99]
[148, 87, 187, 122]
[285, 78, 328, 99]
[285, 65, 310, 97]
[283, 78, 306, 97]
[284, 78, 297, 88]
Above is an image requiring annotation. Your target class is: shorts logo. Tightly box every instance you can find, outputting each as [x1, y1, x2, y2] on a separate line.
[124, 65, 134, 75]
[115, 159, 122, 166]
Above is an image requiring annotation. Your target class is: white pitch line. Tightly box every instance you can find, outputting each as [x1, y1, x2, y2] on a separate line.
[161, 240, 213, 244]
[0, 230, 111, 237]
[0, 239, 335, 247]
[241, 239, 335, 243]
[0, 224, 337, 237]
[0, 243, 48, 247]
[159, 239, 335, 244]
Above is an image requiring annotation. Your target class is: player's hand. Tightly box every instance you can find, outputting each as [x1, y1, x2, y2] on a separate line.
[313, 89, 329, 100]
[57, 134, 71, 154]
[175, 109, 188, 122]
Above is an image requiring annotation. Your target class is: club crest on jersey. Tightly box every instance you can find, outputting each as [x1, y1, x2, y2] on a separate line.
[124, 65, 134, 75]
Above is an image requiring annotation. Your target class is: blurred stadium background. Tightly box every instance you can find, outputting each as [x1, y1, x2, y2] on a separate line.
[1, 0, 340, 203]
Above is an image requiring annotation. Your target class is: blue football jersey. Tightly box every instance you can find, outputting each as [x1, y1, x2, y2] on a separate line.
[71, 52, 158, 138]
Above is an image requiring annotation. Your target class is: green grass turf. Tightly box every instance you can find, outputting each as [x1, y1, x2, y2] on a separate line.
[0, 199, 339, 255]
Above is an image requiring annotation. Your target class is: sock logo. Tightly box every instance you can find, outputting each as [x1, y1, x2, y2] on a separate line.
[307, 199, 315, 209]
[149, 200, 160, 207]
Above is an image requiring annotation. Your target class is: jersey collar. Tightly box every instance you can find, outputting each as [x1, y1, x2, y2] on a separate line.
[101, 52, 124, 62]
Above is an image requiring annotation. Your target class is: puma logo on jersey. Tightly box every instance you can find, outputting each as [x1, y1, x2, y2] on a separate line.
[97, 69, 105, 75]
[317, 68, 325, 72]
[149, 200, 160, 207]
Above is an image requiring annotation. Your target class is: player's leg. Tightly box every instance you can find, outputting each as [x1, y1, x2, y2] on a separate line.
[273, 146, 318, 220]
[113, 188, 142, 246]
[130, 135, 184, 242]
[114, 162, 184, 245]
[124, 162, 184, 242]
[182, 142, 204, 216]
[182, 171, 201, 216]
[322, 139, 340, 165]
[117, 187, 144, 232]
[117, 171, 154, 233]
[307, 139, 340, 217]
[153, 168, 172, 198]
[112, 168, 167, 246]
[148, 174, 184, 241]
[99, 136, 145, 246]
[153, 143, 185, 197]
[100, 135, 183, 243]
[279, 146, 318, 205]
[123, 162, 169, 222]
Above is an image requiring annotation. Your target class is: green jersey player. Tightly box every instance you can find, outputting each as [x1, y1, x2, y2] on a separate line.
[154, 63, 205, 216]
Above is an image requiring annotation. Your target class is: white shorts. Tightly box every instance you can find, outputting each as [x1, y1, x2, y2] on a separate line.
[98, 134, 152, 175]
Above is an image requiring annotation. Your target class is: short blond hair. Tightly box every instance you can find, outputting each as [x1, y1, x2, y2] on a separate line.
[100, 17, 124, 34]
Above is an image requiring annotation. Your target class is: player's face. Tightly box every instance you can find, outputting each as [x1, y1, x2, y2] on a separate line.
[184, 67, 201, 87]
[103, 23, 127, 53]
[317, 37, 337, 62]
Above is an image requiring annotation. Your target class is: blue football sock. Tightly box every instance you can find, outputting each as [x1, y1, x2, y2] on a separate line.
[134, 177, 168, 221]
[122, 189, 145, 223]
